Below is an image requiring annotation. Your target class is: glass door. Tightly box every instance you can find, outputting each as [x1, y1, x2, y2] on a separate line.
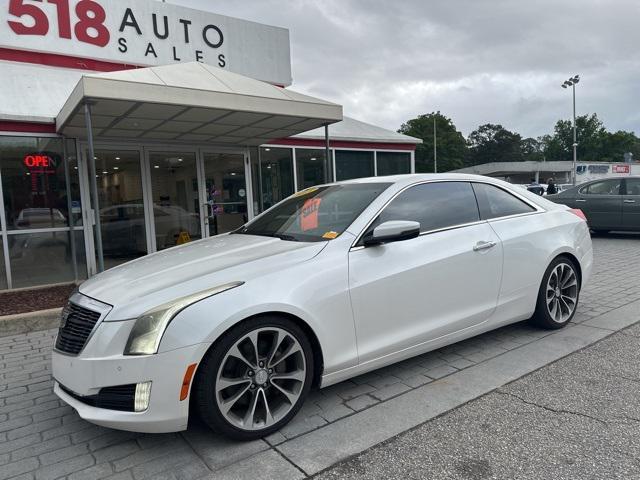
[202, 152, 248, 237]
[147, 152, 202, 251]
[81, 147, 148, 273]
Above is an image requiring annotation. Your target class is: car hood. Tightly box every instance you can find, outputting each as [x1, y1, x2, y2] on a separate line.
[79, 234, 327, 320]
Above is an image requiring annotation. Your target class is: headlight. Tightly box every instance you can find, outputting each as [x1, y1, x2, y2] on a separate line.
[124, 281, 244, 355]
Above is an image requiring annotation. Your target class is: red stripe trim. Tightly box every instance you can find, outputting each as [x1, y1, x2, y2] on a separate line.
[0, 121, 56, 134]
[272, 138, 417, 151]
[0, 47, 139, 72]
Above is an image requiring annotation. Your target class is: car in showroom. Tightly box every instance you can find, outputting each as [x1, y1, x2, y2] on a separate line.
[547, 176, 640, 233]
[52, 174, 593, 440]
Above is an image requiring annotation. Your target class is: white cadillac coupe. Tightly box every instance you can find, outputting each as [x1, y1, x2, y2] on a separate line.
[52, 174, 593, 440]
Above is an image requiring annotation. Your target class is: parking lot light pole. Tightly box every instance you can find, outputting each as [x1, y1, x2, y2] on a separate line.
[561, 75, 580, 185]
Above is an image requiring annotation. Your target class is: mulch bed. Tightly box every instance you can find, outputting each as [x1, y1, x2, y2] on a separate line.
[0, 283, 76, 316]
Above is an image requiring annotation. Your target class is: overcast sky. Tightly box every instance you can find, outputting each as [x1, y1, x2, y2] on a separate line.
[172, 0, 639, 139]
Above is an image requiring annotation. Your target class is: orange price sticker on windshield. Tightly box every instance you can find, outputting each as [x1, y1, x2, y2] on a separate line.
[300, 198, 322, 231]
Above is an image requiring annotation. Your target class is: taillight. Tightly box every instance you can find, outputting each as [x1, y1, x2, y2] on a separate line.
[570, 208, 587, 222]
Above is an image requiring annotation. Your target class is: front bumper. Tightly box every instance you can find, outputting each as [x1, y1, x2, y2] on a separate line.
[52, 337, 209, 434]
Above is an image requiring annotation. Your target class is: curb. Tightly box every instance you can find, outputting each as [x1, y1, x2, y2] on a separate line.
[0, 307, 62, 337]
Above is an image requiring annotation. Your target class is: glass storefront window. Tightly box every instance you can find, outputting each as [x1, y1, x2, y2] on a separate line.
[149, 152, 202, 250]
[296, 149, 327, 190]
[203, 153, 248, 236]
[7, 231, 80, 288]
[93, 150, 147, 269]
[0, 237, 7, 289]
[259, 147, 294, 210]
[377, 152, 412, 176]
[335, 150, 374, 181]
[1, 136, 79, 230]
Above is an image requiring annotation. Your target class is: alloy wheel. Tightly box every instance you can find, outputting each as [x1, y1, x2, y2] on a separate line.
[545, 262, 578, 323]
[214, 327, 306, 431]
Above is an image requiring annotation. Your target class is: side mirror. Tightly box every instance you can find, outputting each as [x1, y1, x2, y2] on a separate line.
[363, 220, 421, 247]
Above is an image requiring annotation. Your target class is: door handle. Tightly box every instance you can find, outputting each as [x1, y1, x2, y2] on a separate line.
[575, 199, 586, 203]
[624, 199, 636, 204]
[473, 241, 497, 252]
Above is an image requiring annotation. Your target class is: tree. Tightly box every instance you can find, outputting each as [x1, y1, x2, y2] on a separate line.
[521, 137, 544, 162]
[398, 112, 467, 172]
[466, 124, 523, 165]
[541, 113, 607, 161]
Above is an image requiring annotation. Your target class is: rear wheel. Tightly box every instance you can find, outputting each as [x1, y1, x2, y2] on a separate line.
[194, 316, 313, 440]
[530, 256, 580, 329]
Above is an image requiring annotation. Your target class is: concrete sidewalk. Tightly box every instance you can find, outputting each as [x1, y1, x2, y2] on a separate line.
[316, 322, 640, 480]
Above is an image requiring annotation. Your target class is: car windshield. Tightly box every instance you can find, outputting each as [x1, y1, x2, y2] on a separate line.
[236, 183, 391, 242]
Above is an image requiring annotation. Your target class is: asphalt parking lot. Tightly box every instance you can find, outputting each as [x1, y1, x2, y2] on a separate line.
[1, 234, 639, 480]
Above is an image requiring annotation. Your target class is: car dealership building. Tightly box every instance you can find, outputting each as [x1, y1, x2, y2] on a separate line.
[0, 0, 420, 290]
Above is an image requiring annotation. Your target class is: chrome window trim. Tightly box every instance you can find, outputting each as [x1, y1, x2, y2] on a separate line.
[53, 292, 113, 357]
[350, 179, 545, 250]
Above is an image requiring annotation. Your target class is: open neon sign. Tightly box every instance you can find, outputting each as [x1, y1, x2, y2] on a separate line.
[24, 154, 55, 168]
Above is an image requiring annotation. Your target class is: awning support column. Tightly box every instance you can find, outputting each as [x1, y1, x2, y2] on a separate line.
[324, 124, 332, 183]
[84, 102, 104, 273]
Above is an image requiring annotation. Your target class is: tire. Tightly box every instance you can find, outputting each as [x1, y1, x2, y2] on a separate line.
[530, 256, 581, 330]
[194, 315, 314, 440]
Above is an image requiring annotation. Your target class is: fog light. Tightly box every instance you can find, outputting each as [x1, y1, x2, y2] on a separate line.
[134, 382, 152, 412]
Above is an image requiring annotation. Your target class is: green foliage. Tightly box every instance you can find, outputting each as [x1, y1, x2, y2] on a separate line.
[466, 124, 524, 165]
[398, 112, 466, 172]
[398, 111, 639, 169]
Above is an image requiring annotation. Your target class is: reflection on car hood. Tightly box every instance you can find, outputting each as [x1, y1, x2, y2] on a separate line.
[79, 234, 326, 319]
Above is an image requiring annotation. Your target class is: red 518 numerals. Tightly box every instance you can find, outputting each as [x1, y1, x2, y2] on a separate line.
[8, 0, 110, 47]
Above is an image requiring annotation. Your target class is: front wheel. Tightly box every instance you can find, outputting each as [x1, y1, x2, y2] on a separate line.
[530, 256, 580, 329]
[194, 316, 314, 440]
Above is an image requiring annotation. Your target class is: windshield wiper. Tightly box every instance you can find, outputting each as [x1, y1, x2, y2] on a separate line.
[239, 231, 300, 242]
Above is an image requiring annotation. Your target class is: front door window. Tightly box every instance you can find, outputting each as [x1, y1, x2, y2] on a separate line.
[149, 152, 202, 250]
[202, 153, 248, 236]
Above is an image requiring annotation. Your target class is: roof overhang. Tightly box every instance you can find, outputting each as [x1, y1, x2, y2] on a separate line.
[56, 62, 342, 146]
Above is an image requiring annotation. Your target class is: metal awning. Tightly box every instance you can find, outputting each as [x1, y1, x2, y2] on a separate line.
[56, 61, 343, 146]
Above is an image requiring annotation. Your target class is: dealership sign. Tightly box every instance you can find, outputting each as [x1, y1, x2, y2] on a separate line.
[613, 165, 631, 174]
[0, 0, 292, 85]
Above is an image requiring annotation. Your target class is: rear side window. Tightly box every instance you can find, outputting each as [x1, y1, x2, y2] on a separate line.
[624, 179, 640, 196]
[580, 179, 621, 195]
[472, 183, 536, 220]
[371, 182, 480, 233]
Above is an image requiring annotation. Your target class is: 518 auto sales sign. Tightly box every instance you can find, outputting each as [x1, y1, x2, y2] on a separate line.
[0, 0, 292, 86]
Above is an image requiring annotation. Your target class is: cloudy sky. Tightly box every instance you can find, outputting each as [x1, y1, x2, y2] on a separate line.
[173, 0, 639, 139]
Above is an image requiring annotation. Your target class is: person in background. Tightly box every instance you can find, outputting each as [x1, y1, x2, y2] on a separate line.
[527, 178, 545, 196]
[546, 178, 558, 195]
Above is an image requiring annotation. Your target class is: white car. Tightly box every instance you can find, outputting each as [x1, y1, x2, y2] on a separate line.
[52, 174, 593, 440]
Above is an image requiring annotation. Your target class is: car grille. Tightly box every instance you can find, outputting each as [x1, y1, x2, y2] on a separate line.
[59, 383, 136, 412]
[54, 302, 102, 355]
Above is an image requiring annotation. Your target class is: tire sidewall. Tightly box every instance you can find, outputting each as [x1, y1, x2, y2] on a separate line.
[194, 315, 314, 440]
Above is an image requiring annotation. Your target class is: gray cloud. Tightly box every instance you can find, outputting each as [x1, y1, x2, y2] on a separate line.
[172, 0, 640, 137]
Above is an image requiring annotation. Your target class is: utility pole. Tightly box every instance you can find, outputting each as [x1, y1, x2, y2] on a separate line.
[433, 116, 438, 174]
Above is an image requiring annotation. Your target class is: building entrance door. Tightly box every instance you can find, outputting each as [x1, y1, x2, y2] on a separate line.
[201, 152, 249, 237]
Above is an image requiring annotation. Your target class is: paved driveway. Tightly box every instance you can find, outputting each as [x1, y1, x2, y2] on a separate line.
[1, 234, 639, 479]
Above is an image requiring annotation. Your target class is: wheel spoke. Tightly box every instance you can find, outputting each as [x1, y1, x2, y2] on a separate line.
[242, 389, 260, 427]
[266, 330, 284, 367]
[259, 388, 275, 426]
[269, 341, 302, 369]
[246, 331, 261, 367]
[219, 383, 251, 415]
[271, 370, 305, 382]
[217, 376, 251, 391]
[227, 344, 256, 369]
[270, 381, 298, 405]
